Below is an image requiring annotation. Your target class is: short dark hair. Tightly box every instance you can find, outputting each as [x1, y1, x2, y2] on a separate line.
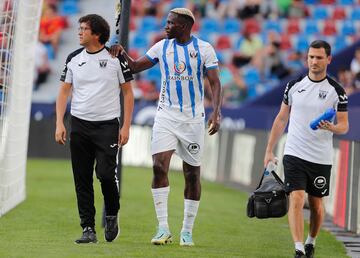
[79, 14, 110, 45]
[309, 40, 331, 56]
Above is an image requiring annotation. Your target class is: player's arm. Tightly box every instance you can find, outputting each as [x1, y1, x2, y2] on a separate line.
[319, 111, 349, 134]
[55, 82, 72, 145]
[207, 68, 222, 135]
[118, 81, 134, 146]
[110, 45, 154, 73]
[264, 102, 290, 166]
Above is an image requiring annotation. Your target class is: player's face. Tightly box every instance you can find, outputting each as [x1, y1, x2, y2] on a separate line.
[78, 22, 93, 46]
[165, 13, 182, 39]
[307, 47, 331, 75]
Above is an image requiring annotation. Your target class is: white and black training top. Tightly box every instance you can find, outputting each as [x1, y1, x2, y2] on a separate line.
[60, 47, 133, 121]
[283, 74, 348, 165]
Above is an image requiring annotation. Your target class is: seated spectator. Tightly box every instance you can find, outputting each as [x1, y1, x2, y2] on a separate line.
[353, 72, 360, 92]
[286, 50, 305, 73]
[219, 59, 247, 107]
[276, 0, 292, 17]
[337, 67, 356, 96]
[232, 27, 263, 67]
[204, 0, 229, 19]
[39, 3, 67, 57]
[237, 0, 261, 20]
[33, 41, 51, 90]
[264, 41, 290, 79]
[350, 47, 360, 76]
[137, 80, 159, 103]
[287, 0, 308, 18]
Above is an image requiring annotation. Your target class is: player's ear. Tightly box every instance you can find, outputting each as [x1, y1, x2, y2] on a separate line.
[327, 55, 332, 64]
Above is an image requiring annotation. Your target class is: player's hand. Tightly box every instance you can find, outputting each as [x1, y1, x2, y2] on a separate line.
[55, 123, 66, 145]
[109, 44, 125, 58]
[118, 127, 130, 146]
[263, 151, 276, 168]
[207, 111, 221, 135]
[318, 120, 333, 132]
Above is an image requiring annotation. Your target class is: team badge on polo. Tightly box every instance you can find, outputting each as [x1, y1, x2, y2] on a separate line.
[318, 90, 328, 99]
[99, 59, 108, 68]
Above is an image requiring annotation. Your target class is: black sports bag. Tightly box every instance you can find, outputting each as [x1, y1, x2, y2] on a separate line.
[247, 169, 289, 219]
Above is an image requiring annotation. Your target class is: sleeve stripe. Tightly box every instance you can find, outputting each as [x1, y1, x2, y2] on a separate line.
[206, 65, 218, 70]
[145, 54, 158, 64]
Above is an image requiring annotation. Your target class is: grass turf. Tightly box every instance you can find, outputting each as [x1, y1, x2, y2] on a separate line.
[0, 159, 348, 258]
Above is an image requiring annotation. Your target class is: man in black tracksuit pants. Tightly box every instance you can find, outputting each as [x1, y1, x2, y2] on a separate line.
[55, 14, 134, 244]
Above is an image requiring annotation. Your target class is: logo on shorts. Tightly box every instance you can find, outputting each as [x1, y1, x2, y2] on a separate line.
[187, 143, 200, 154]
[314, 176, 326, 189]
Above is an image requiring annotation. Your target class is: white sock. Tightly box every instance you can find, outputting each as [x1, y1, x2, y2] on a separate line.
[181, 199, 200, 233]
[151, 186, 170, 230]
[305, 234, 316, 246]
[295, 242, 305, 253]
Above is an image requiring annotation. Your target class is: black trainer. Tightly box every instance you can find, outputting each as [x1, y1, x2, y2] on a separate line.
[305, 244, 315, 258]
[294, 250, 306, 258]
[75, 227, 97, 244]
[105, 215, 119, 242]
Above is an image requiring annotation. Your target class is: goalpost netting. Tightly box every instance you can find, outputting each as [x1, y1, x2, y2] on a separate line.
[0, 0, 43, 217]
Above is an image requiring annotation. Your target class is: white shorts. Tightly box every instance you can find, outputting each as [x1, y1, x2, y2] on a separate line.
[151, 117, 205, 166]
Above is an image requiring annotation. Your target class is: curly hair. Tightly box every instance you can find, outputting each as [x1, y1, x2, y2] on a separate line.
[79, 14, 110, 45]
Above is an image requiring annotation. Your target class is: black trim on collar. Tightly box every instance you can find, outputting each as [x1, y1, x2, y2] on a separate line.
[307, 75, 327, 83]
[86, 46, 105, 54]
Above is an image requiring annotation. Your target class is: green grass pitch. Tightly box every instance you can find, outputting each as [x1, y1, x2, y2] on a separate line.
[0, 159, 348, 258]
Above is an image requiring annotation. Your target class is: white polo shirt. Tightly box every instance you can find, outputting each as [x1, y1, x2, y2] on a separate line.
[60, 47, 133, 121]
[283, 75, 348, 165]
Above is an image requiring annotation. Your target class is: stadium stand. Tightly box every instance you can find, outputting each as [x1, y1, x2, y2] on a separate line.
[28, 0, 360, 115]
[119, 0, 360, 107]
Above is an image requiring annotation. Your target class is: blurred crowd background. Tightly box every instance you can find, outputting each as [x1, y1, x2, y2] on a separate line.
[2, 0, 360, 109]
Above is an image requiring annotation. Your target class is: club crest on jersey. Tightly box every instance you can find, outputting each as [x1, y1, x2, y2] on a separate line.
[174, 61, 186, 74]
[318, 90, 328, 99]
[189, 51, 198, 58]
[99, 59, 108, 68]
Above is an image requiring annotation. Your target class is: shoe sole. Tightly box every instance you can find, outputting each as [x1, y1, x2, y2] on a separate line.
[180, 242, 194, 246]
[151, 237, 173, 245]
[74, 240, 98, 244]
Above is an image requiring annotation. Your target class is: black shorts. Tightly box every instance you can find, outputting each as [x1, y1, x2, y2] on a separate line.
[283, 155, 331, 197]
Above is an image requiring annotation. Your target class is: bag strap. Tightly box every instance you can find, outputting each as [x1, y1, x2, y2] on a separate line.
[256, 169, 284, 190]
[256, 169, 266, 189]
[271, 171, 284, 186]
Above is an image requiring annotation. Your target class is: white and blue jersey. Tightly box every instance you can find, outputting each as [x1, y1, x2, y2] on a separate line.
[145, 36, 219, 123]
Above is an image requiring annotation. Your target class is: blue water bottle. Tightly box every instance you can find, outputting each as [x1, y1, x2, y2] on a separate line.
[310, 108, 336, 130]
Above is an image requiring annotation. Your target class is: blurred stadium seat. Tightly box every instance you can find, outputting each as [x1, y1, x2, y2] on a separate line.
[223, 18, 241, 34]
[323, 19, 337, 35]
[200, 17, 220, 35]
[139, 16, 159, 33]
[286, 19, 301, 34]
[312, 5, 329, 20]
[216, 35, 232, 50]
[304, 19, 319, 35]
[332, 6, 347, 19]
[59, 0, 79, 16]
[131, 33, 149, 49]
